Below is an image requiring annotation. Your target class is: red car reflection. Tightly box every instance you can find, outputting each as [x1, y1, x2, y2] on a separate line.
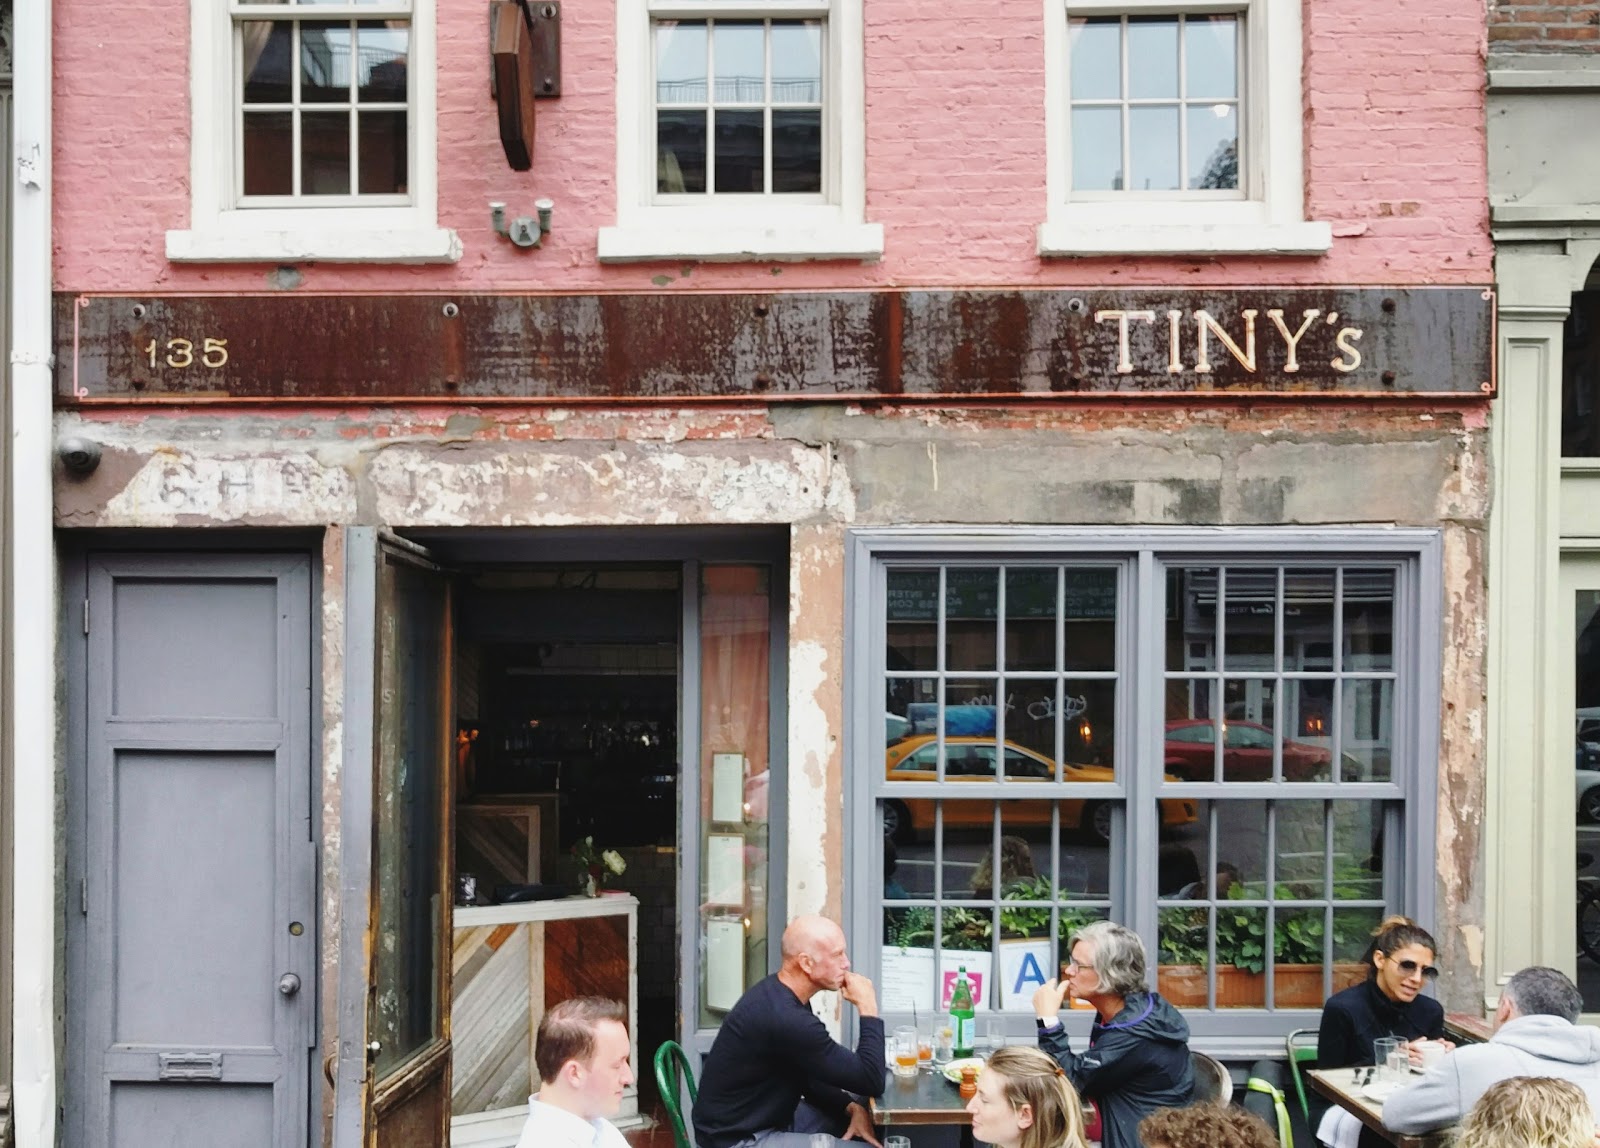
[1163, 719, 1333, 782]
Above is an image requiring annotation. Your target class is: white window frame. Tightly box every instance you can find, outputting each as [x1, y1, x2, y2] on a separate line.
[600, 0, 882, 264]
[1039, 0, 1331, 257]
[168, 0, 459, 264]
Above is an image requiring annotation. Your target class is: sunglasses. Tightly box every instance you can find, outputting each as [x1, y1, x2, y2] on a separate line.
[1390, 958, 1440, 980]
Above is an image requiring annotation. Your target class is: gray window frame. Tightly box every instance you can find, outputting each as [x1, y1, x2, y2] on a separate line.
[845, 527, 1442, 1058]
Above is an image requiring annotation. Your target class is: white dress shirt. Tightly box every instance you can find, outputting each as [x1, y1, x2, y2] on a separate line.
[513, 1095, 632, 1148]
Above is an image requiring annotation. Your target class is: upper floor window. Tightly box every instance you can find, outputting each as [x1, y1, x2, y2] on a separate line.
[600, 0, 882, 264]
[238, 8, 412, 202]
[1039, 0, 1329, 257]
[168, 0, 457, 263]
[1068, 14, 1240, 196]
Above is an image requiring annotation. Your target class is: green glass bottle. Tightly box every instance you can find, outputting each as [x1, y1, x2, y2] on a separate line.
[949, 966, 976, 1058]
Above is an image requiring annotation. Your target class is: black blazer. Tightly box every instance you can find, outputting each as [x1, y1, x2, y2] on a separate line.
[1316, 977, 1445, 1068]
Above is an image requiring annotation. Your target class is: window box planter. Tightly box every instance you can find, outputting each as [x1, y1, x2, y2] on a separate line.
[1158, 962, 1366, 1008]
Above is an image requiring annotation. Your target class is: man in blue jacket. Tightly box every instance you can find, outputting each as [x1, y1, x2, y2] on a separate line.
[1033, 921, 1194, 1148]
[694, 915, 885, 1148]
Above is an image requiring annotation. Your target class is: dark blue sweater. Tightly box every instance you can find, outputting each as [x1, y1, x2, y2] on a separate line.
[692, 975, 886, 1148]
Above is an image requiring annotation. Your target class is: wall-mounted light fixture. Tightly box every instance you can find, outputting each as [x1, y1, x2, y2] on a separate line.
[491, 199, 554, 249]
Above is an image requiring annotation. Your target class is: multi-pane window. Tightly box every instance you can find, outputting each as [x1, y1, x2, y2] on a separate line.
[236, 2, 412, 202]
[869, 553, 1423, 1030]
[654, 18, 825, 198]
[1069, 13, 1241, 194]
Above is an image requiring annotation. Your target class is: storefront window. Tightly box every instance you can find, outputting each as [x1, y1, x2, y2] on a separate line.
[869, 549, 1420, 1030]
[1562, 288, 1600, 458]
[1575, 589, 1600, 1010]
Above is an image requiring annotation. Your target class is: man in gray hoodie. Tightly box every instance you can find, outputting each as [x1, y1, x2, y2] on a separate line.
[1382, 966, 1600, 1134]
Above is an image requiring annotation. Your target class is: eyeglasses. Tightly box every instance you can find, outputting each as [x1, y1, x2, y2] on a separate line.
[1393, 958, 1440, 980]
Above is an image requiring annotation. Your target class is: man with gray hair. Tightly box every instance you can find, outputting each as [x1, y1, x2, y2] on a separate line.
[1032, 920, 1193, 1148]
[1383, 966, 1600, 1134]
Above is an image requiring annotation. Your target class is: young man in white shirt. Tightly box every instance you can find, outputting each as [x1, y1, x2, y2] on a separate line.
[515, 996, 635, 1148]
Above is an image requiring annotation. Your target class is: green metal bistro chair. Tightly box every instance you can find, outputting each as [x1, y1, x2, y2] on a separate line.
[1285, 1027, 1320, 1122]
[654, 1040, 699, 1148]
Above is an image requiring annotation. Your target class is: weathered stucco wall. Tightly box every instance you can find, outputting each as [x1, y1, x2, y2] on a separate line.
[51, 400, 1493, 1003]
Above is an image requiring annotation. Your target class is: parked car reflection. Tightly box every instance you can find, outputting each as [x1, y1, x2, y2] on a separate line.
[882, 735, 1196, 844]
[1163, 718, 1338, 782]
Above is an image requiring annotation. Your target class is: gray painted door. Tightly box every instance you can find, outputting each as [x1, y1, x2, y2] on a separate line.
[74, 553, 315, 1148]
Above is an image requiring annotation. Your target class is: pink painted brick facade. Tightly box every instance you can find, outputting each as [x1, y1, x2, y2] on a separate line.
[51, 0, 1490, 293]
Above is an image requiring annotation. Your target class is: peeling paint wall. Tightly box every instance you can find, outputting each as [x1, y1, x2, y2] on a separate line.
[317, 528, 345, 1143]
[51, 398, 1493, 1010]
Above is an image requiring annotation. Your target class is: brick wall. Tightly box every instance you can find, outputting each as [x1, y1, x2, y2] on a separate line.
[1489, 0, 1600, 52]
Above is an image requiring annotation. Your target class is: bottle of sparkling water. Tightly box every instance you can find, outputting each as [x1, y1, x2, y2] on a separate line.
[949, 967, 976, 1059]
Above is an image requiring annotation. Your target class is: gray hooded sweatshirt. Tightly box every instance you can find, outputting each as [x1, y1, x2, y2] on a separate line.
[1382, 1014, 1600, 1134]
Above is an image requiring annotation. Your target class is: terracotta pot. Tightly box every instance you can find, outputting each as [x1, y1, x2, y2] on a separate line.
[1158, 962, 1368, 1008]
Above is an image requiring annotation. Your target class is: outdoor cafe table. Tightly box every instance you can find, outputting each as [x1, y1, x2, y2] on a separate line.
[1307, 1068, 1454, 1148]
[874, 1068, 977, 1148]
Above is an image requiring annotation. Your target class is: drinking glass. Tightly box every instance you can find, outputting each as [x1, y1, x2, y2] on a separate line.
[893, 1025, 919, 1078]
[983, 1016, 1006, 1053]
[1373, 1037, 1404, 1083]
[917, 1025, 934, 1070]
[933, 1024, 955, 1066]
[886, 1138, 912, 1148]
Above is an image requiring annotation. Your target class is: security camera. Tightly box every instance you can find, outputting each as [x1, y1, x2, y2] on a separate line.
[58, 436, 102, 476]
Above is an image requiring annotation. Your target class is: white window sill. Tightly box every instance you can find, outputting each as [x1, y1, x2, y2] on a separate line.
[1037, 218, 1332, 258]
[597, 222, 884, 264]
[166, 227, 463, 264]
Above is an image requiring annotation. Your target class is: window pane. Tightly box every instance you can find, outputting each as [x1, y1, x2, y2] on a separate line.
[977, 816, 1045, 899]
[1069, 18, 1120, 100]
[1274, 802, 1326, 893]
[771, 110, 822, 192]
[657, 109, 707, 193]
[300, 21, 353, 103]
[1158, 905, 1212, 1007]
[1071, 106, 1122, 191]
[1218, 801, 1269, 892]
[1063, 680, 1116, 772]
[697, 565, 773, 1029]
[357, 110, 407, 193]
[941, 800, 994, 899]
[1345, 569, 1395, 671]
[771, 21, 822, 104]
[713, 109, 764, 192]
[1576, 591, 1600, 1011]
[887, 569, 940, 671]
[1188, 104, 1238, 190]
[1127, 18, 1178, 99]
[1221, 680, 1279, 782]
[1002, 680, 1057, 764]
[1065, 568, 1117, 671]
[242, 112, 294, 195]
[656, 20, 707, 104]
[1005, 568, 1057, 672]
[1341, 679, 1393, 781]
[1165, 679, 1218, 781]
[946, 568, 1000, 671]
[713, 22, 765, 103]
[241, 21, 293, 104]
[1223, 569, 1276, 670]
[356, 22, 408, 103]
[885, 677, 937, 755]
[1332, 800, 1385, 900]
[1167, 567, 1218, 671]
[1184, 15, 1237, 99]
[1128, 106, 1179, 191]
[1283, 679, 1335, 783]
[301, 111, 351, 193]
[1562, 290, 1600, 457]
[1285, 570, 1337, 667]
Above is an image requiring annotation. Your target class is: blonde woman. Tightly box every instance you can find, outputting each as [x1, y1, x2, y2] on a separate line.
[1455, 1077, 1600, 1148]
[966, 1046, 1090, 1148]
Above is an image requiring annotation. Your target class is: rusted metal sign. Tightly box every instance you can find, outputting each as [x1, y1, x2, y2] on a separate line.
[55, 288, 1494, 405]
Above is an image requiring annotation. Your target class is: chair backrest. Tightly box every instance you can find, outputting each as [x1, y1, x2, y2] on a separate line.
[1243, 1058, 1294, 1147]
[653, 1040, 699, 1148]
[1189, 1050, 1233, 1106]
[1284, 1026, 1320, 1122]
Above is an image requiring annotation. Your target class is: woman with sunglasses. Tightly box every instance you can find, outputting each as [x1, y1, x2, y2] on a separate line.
[1314, 916, 1453, 1148]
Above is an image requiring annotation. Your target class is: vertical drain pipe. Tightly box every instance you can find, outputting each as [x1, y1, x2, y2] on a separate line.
[9, 0, 57, 1141]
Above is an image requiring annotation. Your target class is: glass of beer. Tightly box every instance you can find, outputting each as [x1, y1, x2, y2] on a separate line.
[893, 1026, 919, 1078]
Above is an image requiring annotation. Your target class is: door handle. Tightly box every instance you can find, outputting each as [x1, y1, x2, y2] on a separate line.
[278, 973, 302, 996]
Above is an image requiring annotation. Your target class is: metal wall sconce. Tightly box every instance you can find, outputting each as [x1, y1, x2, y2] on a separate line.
[491, 199, 554, 249]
